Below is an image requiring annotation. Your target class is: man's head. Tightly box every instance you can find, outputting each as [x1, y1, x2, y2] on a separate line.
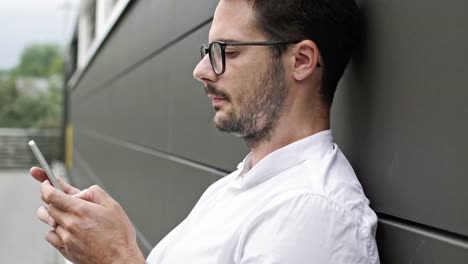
[249, 0, 359, 106]
[193, 0, 359, 145]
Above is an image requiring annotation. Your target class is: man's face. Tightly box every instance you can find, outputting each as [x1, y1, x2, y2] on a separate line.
[193, 0, 288, 142]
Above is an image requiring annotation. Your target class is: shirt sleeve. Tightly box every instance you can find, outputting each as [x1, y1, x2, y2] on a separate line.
[237, 192, 377, 264]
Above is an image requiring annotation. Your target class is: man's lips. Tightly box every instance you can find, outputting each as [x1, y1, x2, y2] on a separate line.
[208, 94, 228, 106]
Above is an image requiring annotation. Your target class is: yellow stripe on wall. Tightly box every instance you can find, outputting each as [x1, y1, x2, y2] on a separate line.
[65, 124, 73, 170]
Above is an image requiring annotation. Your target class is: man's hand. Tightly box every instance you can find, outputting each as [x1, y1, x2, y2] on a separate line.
[31, 167, 145, 264]
[30, 166, 80, 195]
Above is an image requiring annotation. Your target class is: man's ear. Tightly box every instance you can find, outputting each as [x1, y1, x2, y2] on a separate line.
[291, 40, 321, 81]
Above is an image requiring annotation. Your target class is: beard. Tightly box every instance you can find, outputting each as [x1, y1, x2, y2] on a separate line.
[206, 56, 287, 148]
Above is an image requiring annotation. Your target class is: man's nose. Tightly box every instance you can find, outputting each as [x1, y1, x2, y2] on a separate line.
[193, 55, 217, 85]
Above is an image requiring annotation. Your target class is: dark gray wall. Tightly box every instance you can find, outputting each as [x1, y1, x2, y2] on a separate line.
[331, 0, 468, 262]
[68, 0, 468, 261]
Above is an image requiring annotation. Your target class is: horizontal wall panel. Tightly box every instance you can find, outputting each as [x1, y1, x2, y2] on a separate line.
[377, 218, 468, 263]
[174, 0, 217, 34]
[73, 0, 217, 102]
[71, 131, 221, 254]
[70, 156, 94, 190]
[72, 43, 172, 151]
[331, 0, 468, 236]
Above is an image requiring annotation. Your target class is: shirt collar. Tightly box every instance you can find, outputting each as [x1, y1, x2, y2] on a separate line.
[234, 130, 334, 189]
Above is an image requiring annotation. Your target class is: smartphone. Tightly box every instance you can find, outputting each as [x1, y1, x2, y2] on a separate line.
[28, 140, 64, 192]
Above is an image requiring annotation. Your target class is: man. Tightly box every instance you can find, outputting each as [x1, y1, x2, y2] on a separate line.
[31, 0, 379, 263]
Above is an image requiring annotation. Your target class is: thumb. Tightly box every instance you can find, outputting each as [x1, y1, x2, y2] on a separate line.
[73, 185, 114, 206]
[73, 188, 90, 201]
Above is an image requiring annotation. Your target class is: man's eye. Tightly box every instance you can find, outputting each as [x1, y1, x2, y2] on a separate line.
[225, 51, 239, 57]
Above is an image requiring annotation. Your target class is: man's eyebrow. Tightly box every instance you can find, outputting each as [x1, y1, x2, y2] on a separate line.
[209, 38, 243, 43]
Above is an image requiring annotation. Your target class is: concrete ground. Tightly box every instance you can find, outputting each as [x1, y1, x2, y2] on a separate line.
[0, 169, 58, 263]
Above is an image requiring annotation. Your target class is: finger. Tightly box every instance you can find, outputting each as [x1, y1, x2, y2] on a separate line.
[40, 180, 52, 204]
[75, 185, 115, 207]
[45, 229, 64, 250]
[30, 166, 49, 182]
[55, 225, 74, 253]
[56, 177, 80, 195]
[31, 167, 80, 195]
[47, 204, 74, 230]
[72, 188, 89, 200]
[41, 181, 86, 212]
[55, 225, 70, 240]
[37, 206, 57, 227]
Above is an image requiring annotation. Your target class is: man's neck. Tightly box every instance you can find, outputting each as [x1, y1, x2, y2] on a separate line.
[246, 107, 330, 167]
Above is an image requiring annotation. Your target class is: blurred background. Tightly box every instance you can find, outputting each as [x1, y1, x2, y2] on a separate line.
[0, 0, 79, 263]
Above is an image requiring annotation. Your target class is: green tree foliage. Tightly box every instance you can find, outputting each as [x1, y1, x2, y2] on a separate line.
[0, 43, 64, 128]
[17, 44, 63, 77]
[0, 78, 17, 109]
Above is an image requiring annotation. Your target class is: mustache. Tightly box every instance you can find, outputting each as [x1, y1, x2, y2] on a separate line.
[205, 84, 230, 99]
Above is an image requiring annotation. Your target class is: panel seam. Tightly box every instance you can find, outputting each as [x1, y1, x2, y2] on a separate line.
[71, 17, 213, 104]
[377, 212, 468, 249]
[75, 127, 229, 177]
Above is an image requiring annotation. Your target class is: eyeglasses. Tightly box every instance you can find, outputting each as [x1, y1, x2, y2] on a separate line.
[200, 40, 302, 75]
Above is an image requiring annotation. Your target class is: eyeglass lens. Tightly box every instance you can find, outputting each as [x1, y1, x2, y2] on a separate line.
[210, 42, 223, 74]
[200, 46, 207, 59]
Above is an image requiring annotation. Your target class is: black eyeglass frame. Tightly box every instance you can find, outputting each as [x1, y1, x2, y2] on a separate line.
[200, 40, 317, 75]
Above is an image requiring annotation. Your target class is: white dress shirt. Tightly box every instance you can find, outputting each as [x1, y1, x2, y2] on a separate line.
[146, 130, 380, 263]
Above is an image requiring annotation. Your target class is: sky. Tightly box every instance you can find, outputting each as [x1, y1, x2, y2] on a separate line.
[0, 0, 80, 70]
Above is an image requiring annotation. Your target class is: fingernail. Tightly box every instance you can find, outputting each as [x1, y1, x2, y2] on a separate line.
[48, 216, 55, 226]
[39, 206, 47, 215]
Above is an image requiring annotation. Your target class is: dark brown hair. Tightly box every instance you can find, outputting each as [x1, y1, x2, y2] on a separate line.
[249, 0, 360, 106]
